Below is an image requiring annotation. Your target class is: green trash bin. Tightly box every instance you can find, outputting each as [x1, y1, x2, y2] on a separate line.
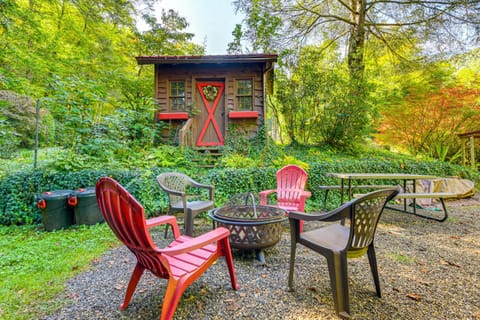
[37, 190, 75, 231]
[68, 187, 104, 225]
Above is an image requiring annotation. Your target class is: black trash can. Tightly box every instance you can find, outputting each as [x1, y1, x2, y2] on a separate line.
[37, 190, 75, 231]
[68, 187, 104, 225]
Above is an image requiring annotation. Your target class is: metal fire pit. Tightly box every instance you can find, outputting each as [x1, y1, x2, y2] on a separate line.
[208, 192, 287, 263]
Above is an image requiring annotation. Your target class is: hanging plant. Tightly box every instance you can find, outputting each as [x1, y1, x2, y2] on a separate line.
[202, 85, 219, 101]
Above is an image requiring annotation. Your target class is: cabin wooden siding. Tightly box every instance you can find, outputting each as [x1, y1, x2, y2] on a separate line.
[136, 54, 277, 147]
[154, 63, 267, 144]
[154, 63, 264, 113]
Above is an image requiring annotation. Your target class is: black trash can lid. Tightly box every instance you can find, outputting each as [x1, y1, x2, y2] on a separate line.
[73, 187, 96, 198]
[38, 190, 73, 200]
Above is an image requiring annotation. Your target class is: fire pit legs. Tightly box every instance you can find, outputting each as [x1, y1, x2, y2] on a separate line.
[256, 249, 266, 264]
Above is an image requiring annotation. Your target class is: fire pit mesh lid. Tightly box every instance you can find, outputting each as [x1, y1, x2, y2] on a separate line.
[213, 192, 286, 222]
[225, 192, 261, 206]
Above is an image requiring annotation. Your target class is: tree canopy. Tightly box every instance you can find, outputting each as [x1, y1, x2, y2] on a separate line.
[0, 0, 479, 163]
[0, 0, 203, 158]
[234, 0, 479, 71]
[232, 0, 480, 154]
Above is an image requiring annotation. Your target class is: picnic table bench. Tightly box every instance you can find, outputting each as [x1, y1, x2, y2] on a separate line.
[322, 173, 457, 222]
[389, 192, 456, 222]
[319, 184, 396, 207]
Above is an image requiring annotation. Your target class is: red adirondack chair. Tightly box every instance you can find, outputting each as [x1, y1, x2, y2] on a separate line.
[259, 165, 311, 231]
[96, 177, 238, 320]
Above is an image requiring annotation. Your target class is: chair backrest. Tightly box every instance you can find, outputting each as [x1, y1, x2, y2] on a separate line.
[347, 188, 399, 256]
[276, 165, 308, 203]
[96, 177, 168, 278]
[157, 172, 191, 206]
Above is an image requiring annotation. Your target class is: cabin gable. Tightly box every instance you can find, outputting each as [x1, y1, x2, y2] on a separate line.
[136, 54, 277, 148]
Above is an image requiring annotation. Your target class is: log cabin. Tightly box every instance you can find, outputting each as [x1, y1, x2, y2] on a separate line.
[135, 54, 278, 150]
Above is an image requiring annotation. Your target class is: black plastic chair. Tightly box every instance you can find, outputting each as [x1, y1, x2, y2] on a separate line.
[288, 188, 400, 319]
[156, 172, 214, 236]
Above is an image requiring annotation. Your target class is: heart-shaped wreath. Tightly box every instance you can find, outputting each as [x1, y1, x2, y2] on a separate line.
[202, 85, 219, 101]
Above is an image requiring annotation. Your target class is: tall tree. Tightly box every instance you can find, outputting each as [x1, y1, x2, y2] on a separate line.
[0, 0, 205, 153]
[234, 0, 480, 148]
[234, 0, 480, 81]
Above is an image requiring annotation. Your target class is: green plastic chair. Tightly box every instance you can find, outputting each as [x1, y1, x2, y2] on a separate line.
[157, 172, 214, 237]
[288, 187, 400, 319]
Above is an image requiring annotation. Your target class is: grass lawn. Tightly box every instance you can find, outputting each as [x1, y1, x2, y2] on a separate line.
[0, 224, 118, 319]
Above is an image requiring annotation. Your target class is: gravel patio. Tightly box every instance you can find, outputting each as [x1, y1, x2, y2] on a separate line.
[45, 198, 480, 320]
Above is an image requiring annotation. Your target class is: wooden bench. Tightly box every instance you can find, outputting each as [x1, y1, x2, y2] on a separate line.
[388, 192, 457, 222]
[350, 192, 456, 222]
[319, 185, 397, 207]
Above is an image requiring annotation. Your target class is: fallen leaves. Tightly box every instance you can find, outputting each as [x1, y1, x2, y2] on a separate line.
[440, 259, 462, 268]
[313, 294, 323, 303]
[418, 280, 431, 286]
[223, 298, 240, 311]
[114, 283, 124, 291]
[406, 293, 423, 301]
[420, 267, 431, 274]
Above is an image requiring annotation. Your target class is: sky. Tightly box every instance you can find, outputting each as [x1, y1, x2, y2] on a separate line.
[155, 0, 244, 54]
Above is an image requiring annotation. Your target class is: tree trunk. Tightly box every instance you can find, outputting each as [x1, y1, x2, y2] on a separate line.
[347, 0, 367, 82]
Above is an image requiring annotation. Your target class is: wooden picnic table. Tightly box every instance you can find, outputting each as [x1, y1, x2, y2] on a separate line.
[325, 173, 455, 222]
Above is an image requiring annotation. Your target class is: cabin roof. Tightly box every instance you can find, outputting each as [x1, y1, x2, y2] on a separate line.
[135, 54, 278, 65]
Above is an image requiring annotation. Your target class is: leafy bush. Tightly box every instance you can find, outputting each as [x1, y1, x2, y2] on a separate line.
[376, 85, 480, 160]
[0, 91, 55, 153]
[0, 118, 20, 158]
[219, 153, 259, 168]
[1, 159, 478, 226]
[0, 168, 168, 225]
[47, 144, 193, 172]
[207, 168, 277, 205]
[273, 45, 373, 150]
[272, 155, 309, 170]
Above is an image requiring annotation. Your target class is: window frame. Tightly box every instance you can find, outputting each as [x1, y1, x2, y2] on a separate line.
[168, 79, 187, 112]
[234, 78, 254, 111]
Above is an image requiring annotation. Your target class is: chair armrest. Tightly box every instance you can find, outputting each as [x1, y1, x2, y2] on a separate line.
[146, 215, 180, 238]
[298, 191, 312, 203]
[160, 227, 230, 256]
[301, 191, 312, 198]
[289, 202, 350, 222]
[199, 185, 215, 201]
[294, 191, 312, 212]
[190, 181, 213, 189]
[188, 179, 215, 201]
[259, 189, 276, 205]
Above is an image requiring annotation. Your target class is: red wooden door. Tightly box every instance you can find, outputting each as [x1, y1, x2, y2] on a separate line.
[195, 81, 225, 147]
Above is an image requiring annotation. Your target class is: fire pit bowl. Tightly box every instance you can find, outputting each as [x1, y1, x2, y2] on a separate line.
[208, 193, 287, 256]
[209, 205, 287, 250]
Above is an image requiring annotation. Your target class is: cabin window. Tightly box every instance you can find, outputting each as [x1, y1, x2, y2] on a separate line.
[236, 79, 253, 111]
[169, 80, 186, 111]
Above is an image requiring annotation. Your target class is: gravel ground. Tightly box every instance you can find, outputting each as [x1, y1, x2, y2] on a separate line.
[44, 198, 480, 320]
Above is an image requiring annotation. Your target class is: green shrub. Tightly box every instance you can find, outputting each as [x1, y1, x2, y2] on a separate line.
[207, 168, 277, 205]
[0, 168, 169, 225]
[272, 155, 309, 170]
[1, 159, 478, 226]
[219, 153, 259, 168]
[0, 118, 21, 159]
